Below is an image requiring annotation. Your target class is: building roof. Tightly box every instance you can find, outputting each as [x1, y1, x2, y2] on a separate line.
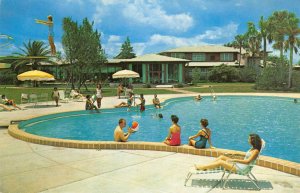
[108, 54, 190, 63]
[161, 45, 246, 53]
[187, 61, 245, 67]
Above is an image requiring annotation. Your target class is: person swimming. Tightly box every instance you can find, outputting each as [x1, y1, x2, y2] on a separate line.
[195, 95, 202, 101]
[294, 99, 298, 103]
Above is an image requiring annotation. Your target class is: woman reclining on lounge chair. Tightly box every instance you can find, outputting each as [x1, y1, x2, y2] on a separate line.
[1, 95, 21, 110]
[0, 104, 13, 111]
[195, 134, 262, 173]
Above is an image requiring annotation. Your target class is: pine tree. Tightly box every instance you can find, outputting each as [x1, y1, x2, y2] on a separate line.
[114, 37, 136, 59]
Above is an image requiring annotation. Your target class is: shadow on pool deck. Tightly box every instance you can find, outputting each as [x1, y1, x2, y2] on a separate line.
[189, 179, 273, 191]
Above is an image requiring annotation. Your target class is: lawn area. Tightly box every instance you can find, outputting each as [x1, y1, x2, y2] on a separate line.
[0, 86, 180, 104]
[183, 83, 257, 93]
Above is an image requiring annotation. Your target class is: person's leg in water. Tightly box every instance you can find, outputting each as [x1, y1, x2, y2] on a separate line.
[97, 98, 102, 109]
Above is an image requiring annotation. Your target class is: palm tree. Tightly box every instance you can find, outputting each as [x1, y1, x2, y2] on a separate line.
[259, 16, 272, 68]
[268, 11, 290, 59]
[283, 16, 300, 88]
[232, 34, 247, 67]
[13, 40, 51, 71]
[245, 22, 262, 66]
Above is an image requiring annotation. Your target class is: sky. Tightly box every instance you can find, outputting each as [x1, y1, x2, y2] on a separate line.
[0, 0, 300, 62]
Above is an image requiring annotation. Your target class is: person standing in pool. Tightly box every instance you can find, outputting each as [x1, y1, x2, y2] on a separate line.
[96, 84, 103, 109]
[138, 94, 146, 112]
[114, 118, 133, 142]
[153, 94, 161, 108]
[163, 115, 181, 146]
[188, 119, 214, 149]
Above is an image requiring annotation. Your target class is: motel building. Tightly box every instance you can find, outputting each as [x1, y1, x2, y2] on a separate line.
[105, 45, 247, 84]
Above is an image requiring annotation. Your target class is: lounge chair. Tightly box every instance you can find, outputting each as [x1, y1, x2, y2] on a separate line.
[184, 140, 265, 190]
[29, 94, 38, 107]
[21, 93, 29, 104]
[58, 90, 69, 103]
[39, 93, 49, 105]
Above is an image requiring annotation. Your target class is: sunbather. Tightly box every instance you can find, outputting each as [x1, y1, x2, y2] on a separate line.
[115, 93, 133, 108]
[194, 134, 262, 173]
[1, 95, 21, 110]
[85, 95, 99, 112]
[0, 104, 13, 111]
[70, 89, 84, 99]
[163, 115, 181, 146]
[188, 119, 214, 149]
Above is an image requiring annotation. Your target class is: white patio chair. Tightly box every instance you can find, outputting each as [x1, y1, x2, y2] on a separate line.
[58, 90, 69, 103]
[21, 93, 29, 104]
[29, 94, 38, 107]
[39, 93, 49, 105]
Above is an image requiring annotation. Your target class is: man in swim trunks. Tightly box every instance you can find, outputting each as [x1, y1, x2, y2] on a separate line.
[114, 118, 133, 142]
[152, 94, 161, 108]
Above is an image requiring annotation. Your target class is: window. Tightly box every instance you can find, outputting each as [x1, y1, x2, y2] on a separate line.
[220, 53, 233, 62]
[192, 53, 206, 61]
[170, 53, 185, 59]
[168, 64, 178, 82]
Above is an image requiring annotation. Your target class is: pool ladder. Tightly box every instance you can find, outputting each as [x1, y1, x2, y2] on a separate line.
[209, 86, 217, 100]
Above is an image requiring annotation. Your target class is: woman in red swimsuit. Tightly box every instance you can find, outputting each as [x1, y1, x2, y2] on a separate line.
[163, 115, 181, 146]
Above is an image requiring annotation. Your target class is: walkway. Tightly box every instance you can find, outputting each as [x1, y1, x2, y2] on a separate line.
[0, 129, 299, 193]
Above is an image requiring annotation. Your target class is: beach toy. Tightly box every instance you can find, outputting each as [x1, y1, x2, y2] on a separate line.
[130, 121, 139, 132]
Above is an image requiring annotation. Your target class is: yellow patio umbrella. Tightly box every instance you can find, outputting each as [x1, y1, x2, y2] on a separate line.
[17, 70, 55, 81]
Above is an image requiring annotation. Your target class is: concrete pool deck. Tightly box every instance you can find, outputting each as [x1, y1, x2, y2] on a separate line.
[1, 92, 300, 193]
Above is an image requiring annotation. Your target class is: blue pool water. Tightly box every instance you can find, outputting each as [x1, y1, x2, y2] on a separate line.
[19, 96, 300, 163]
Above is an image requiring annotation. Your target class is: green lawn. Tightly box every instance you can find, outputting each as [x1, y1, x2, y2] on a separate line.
[183, 83, 257, 93]
[0, 86, 180, 104]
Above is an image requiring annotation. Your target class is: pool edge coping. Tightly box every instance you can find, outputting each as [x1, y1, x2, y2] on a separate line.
[8, 124, 300, 177]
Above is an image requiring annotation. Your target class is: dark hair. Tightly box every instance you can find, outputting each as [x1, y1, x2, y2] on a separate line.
[171, 115, 179, 123]
[48, 15, 53, 21]
[249, 134, 262, 151]
[200, 119, 208, 127]
[54, 87, 57, 90]
[86, 95, 90, 99]
[158, 113, 163, 118]
[119, 118, 125, 124]
[140, 94, 144, 98]
[97, 84, 101, 88]
[1, 95, 5, 99]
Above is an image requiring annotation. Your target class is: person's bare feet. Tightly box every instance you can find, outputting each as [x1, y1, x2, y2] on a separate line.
[194, 164, 204, 170]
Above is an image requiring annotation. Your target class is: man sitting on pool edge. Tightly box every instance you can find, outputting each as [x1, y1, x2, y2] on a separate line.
[114, 118, 134, 142]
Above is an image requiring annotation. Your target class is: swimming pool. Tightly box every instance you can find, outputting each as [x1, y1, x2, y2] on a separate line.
[19, 96, 300, 163]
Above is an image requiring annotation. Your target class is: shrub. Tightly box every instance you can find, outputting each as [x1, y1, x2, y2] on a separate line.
[255, 64, 288, 90]
[208, 64, 240, 82]
[174, 83, 184, 88]
[0, 70, 17, 85]
[191, 68, 201, 84]
[239, 67, 257, 82]
[143, 83, 151, 88]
